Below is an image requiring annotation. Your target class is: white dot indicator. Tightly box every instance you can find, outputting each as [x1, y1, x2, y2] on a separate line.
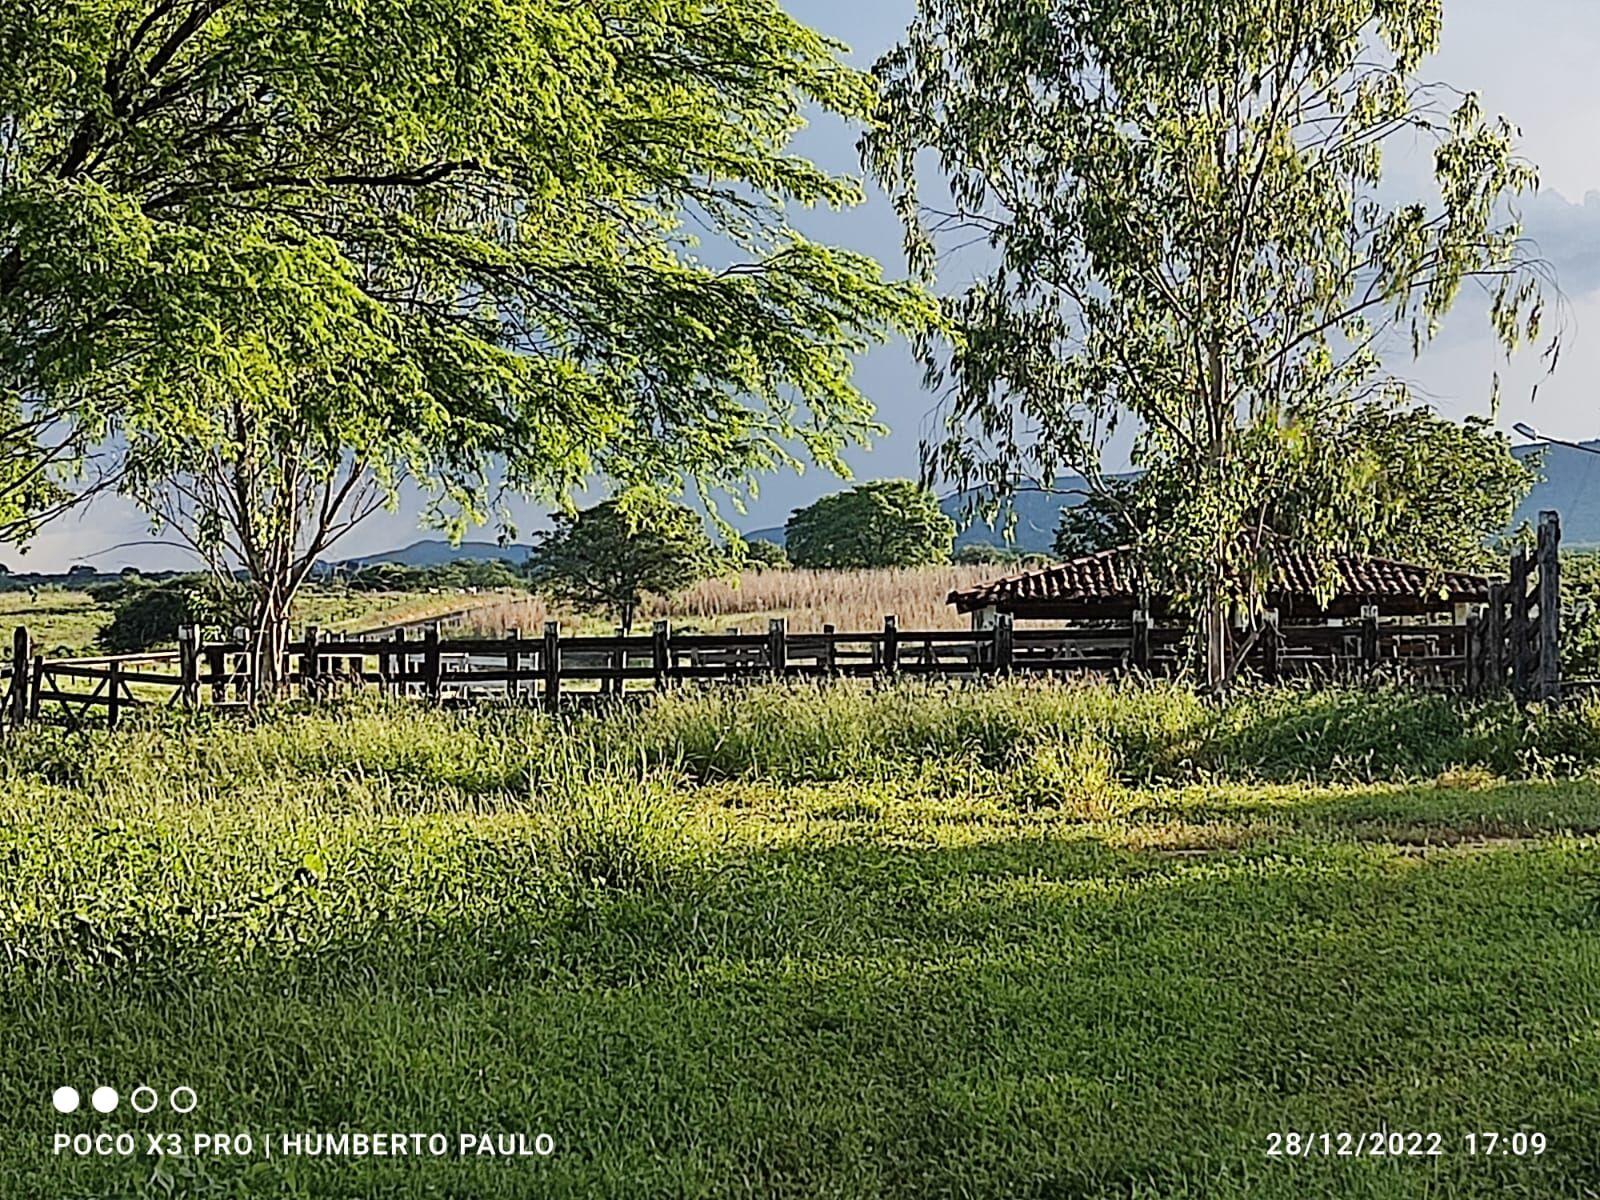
[130, 1086, 158, 1114]
[51, 1086, 80, 1114]
[91, 1086, 119, 1113]
[169, 1086, 197, 1114]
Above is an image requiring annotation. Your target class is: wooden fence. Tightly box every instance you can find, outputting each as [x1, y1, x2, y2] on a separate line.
[0, 512, 1568, 731]
[0, 611, 1510, 732]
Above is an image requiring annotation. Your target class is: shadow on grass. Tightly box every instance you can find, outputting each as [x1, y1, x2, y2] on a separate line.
[4, 824, 1598, 1199]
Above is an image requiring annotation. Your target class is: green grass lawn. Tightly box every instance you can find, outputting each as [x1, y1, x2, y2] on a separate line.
[3, 683, 1598, 1198]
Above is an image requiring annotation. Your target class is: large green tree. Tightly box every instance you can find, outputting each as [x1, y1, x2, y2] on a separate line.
[866, 0, 1552, 685]
[1, 0, 932, 686]
[785, 479, 955, 568]
[527, 495, 718, 633]
[1054, 407, 1533, 572]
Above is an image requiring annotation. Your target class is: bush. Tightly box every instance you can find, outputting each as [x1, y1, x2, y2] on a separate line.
[98, 575, 253, 652]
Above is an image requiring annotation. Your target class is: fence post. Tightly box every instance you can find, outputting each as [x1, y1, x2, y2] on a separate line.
[208, 641, 226, 704]
[10, 625, 29, 729]
[1485, 582, 1506, 694]
[29, 653, 43, 720]
[1510, 549, 1531, 701]
[302, 625, 321, 698]
[652, 620, 671, 691]
[1537, 509, 1562, 704]
[177, 626, 198, 708]
[821, 623, 837, 676]
[388, 629, 406, 696]
[994, 612, 1014, 675]
[542, 621, 560, 713]
[882, 615, 898, 678]
[1130, 608, 1150, 673]
[767, 618, 787, 677]
[106, 660, 121, 730]
[423, 625, 441, 701]
[506, 628, 520, 699]
[1360, 605, 1379, 675]
[1262, 610, 1281, 683]
[610, 626, 626, 696]
[1465, 613, 1482, 695]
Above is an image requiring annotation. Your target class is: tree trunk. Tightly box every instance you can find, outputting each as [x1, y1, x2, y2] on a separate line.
[249, 585, 294, 700]
[1202, 591, 1230, 692]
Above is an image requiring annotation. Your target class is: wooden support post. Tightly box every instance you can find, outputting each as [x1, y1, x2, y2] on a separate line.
[1537, 509, 1562, 704]
[10, 625, 29, 728]
[209, 643, 226, 704]
[611, 626, 626, 696]
[994, 612, 1014, 675]
[390, 629, 407, 696]
[1485, 582, 1506, 694]
[1360, 605, 1379, 674]
[1130, 608, 1150, 673]
[29, 653, 43, 720]
[1262, 610, 1281, 684]
[821, 623, 837, 676]
[177, 626, 198, 708]
[882, 615, 899, 677]
[302, 625, 321, 698]
[652, 620, 670, 691]
[506, 628, 520, 699]
[767, 617, 787, 677]
[542, 621, 560, 713]
[1510, 549, 1531, 701]
[423, 625, 441, 701]
[1465, 613, 1482, 695]
[106, 660, 121, 730]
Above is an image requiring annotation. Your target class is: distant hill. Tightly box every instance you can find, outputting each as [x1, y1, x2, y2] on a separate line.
[1512, 442, 1600, 546]
[335, 539, 531, 570]
[749, 444, 1600, 556]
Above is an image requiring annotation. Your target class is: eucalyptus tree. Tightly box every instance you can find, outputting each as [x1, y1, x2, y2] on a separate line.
[865, 0, 1553, 685]
[1, 0, 932, 687]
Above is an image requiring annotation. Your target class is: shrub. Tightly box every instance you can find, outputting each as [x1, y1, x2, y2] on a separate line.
[98, 575, 252, 652]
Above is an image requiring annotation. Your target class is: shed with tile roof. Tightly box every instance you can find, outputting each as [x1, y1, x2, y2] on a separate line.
[947, 545, 1497, 623]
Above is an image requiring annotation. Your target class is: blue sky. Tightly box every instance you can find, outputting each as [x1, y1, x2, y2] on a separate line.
[30, 0, 1600, 571]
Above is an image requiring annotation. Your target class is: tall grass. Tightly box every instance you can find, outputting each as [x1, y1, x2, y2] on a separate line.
[461, 565, 999, 635]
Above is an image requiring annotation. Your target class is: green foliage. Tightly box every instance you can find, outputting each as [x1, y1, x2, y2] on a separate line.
[2, 0, 934, 676]
[952, 541, 1048, 566]
[740, 538, 791, 571]
[785, 479, 956, 568]
[1052, 410, 1533, 571]
[1559, 550, 1600, 679]
[528, 494, 718, 631]
[98, 574, 252, 652]
[867, 0, 1550, 681]
[341, 559, 526, 594]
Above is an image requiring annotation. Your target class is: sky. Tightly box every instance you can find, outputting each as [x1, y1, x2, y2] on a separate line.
[27, 0, 1600, 571]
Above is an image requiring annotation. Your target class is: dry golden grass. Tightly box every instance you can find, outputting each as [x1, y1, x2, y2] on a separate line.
[460, 565, 1004, 635]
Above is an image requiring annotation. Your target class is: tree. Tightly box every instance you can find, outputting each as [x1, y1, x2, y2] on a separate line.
[527, 496, 717, 632]
[99, 574, 251, 653]
[866, 0, 1552, 685]
[742, 539, 792, 571]
[3, 0, 934, 690]
[1051, 407, 1531, 572]
[785, 480, 955, 568]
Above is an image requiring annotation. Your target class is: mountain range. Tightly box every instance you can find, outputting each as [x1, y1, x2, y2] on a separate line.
[343, 440, 1600, 568]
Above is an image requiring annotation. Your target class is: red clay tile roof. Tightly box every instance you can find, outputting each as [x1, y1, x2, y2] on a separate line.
[947, 546, 1497, 612]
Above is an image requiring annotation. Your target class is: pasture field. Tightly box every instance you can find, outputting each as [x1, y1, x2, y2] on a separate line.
[3, 682, 1598, 1198]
